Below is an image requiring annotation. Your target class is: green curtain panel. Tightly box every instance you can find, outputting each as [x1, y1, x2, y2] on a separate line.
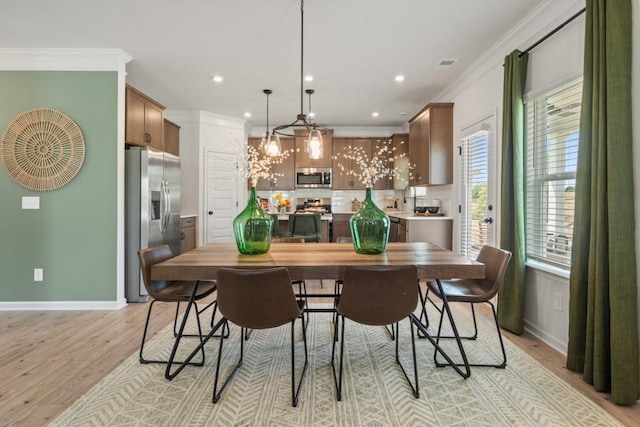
[497, 50, 528, 335]
[566, 0, 639, 405]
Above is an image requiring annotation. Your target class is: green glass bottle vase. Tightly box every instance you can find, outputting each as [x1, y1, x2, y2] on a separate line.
[233, 187, 273, 254]
[349, 187, 390, 254]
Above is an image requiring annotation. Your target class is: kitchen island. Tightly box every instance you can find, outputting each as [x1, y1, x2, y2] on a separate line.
[388, 212, 453, 249]
[333, 211, 453, 248]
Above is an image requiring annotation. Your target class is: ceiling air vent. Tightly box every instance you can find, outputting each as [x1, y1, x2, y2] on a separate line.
[436, 59, 458, 70]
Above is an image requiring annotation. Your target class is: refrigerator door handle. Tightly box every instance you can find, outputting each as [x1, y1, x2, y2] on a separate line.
[164, 179, 172, 233]
[160, 179, 167, 234]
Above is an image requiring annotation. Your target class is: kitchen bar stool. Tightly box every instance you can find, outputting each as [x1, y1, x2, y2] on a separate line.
[288, 213, 321, 242]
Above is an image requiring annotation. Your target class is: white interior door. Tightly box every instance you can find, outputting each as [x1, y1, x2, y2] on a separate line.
[204, 150, 240, 244]
[458, 115, 497, 259]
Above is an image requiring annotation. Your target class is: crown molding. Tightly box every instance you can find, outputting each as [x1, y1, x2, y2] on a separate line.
[0, 48, 132, 71]
[166, 110, 247, 130]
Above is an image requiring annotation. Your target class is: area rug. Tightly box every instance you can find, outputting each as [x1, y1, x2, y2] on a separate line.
[51, 302, 621, 426]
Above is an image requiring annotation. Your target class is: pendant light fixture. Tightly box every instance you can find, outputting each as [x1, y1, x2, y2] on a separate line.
[305, 89, 323, 159]
[270, 0, 328, 158]
[262, 89, 281, 156]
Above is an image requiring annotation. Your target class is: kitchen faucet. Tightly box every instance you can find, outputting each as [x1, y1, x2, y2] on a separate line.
[403, 185, 417, 213]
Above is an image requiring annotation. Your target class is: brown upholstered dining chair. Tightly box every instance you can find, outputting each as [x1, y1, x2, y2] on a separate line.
[427, 245, 512, 369]
[331, 265, 419, 401]
[137, 245, 218, 374]
[212, 267, 308, 407]
[269, 236, 308, 322]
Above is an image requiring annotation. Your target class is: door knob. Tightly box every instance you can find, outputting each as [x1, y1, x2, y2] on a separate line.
[483, 217, 493, 224]
[208, 211, 214, 215]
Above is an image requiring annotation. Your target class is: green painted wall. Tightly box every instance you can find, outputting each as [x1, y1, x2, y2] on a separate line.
[0, 71, 118, 301]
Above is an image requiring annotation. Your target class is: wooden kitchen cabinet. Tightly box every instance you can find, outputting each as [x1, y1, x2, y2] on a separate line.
[331, 213, 353, 242]
[371, 137, 394, 191]
[294, 129, 333, 168]
[331, 138, 373, 190]
[333, 137, 395, 190]
[180, 216, 197, 253]
[163, 119, 180, 156]
[125, 84, 165, 151]
[391, 133, 410, 190]
[398, 218, 408, 242]
[248, 137, 295, 190]
[408, 103, 453, 186]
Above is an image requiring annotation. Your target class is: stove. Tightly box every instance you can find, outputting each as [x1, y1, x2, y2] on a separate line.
[295, 197, 332, 214]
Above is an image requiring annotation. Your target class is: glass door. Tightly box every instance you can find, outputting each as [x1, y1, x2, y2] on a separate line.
[458, 117, 496, 259]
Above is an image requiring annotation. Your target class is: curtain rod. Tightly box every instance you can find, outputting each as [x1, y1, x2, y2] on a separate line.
[518, 7, 586, 58]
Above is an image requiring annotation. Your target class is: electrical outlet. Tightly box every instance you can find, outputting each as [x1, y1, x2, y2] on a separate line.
[34, 268, 43, 282]
[553, 292, 563, 312]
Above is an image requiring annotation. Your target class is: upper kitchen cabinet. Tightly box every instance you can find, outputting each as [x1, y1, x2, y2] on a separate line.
[371, 137, 395, 191]
[125, 84, 165, 151]
[332, 138, 372, 190]
[248, 137, 295, 191]
[391, 133, 410, 190]
[408, 103, 453, 186]
[163, 119, 180, 156]
[294, 129, 333, 168]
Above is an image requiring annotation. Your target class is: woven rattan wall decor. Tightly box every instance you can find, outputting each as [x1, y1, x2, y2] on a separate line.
[1, 108, 86, 191]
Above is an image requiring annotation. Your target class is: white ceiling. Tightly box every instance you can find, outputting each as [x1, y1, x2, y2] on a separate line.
[1, 0, 541, 129]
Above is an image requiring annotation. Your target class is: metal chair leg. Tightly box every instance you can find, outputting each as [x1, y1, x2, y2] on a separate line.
[395, 318, 419, 398]
[213, 321, 244, 403]
[140, 299, 206, 368]
[291, 315, 309, 407]
[330, 314, 345, 401]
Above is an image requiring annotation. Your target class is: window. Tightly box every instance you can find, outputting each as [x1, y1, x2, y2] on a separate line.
[525, 79, 581, 269]
[460, 128, 491, 260]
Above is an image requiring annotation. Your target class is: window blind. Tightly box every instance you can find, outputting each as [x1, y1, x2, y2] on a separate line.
[460, 131, 489, 260]
[525, 79, 581, 268]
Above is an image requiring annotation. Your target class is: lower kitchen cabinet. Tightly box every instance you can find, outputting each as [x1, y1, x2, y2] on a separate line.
[180, 216, 197, 253]
[331, 213, 352, 242]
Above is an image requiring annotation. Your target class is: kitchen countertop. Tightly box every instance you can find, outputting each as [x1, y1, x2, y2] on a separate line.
[334, 212, 453, 221]
[273, 213, 332, 221]
[387, 212, 454, 221]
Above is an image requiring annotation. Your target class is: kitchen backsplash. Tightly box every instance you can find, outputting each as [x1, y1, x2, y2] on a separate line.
[256, 185, 453, 215]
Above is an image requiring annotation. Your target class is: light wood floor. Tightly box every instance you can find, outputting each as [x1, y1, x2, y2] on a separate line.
[0, 281, 638, 426]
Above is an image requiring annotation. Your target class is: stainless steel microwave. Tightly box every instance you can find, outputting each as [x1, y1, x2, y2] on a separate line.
[295, 168, 331, 188]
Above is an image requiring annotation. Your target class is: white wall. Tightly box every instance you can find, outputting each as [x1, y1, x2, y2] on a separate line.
[435, 0, 600, 354]
[165, 111, 248, 245]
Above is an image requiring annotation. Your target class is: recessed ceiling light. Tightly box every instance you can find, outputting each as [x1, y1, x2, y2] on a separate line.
[372, 112, 379, 118]
[212, 75, 224, 83]
[244, 112, 251, 118]
[304, 75, 314, 82]
[395, 74, 405, 82]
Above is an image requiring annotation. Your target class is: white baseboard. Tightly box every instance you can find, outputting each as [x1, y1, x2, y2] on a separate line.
[0, 299, 128, 311]
[524, 319, 568, 356]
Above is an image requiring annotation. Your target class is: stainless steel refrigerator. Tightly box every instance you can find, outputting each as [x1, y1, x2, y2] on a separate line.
[125, 147, 181, 302]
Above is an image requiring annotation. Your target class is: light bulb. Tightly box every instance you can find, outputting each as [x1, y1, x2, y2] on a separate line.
[265, 134, 281, 156]
[305, 129, 323, 159]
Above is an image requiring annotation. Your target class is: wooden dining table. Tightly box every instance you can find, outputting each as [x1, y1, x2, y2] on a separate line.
[151, 242, 485, 282]
[153, 242, 482, 380]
